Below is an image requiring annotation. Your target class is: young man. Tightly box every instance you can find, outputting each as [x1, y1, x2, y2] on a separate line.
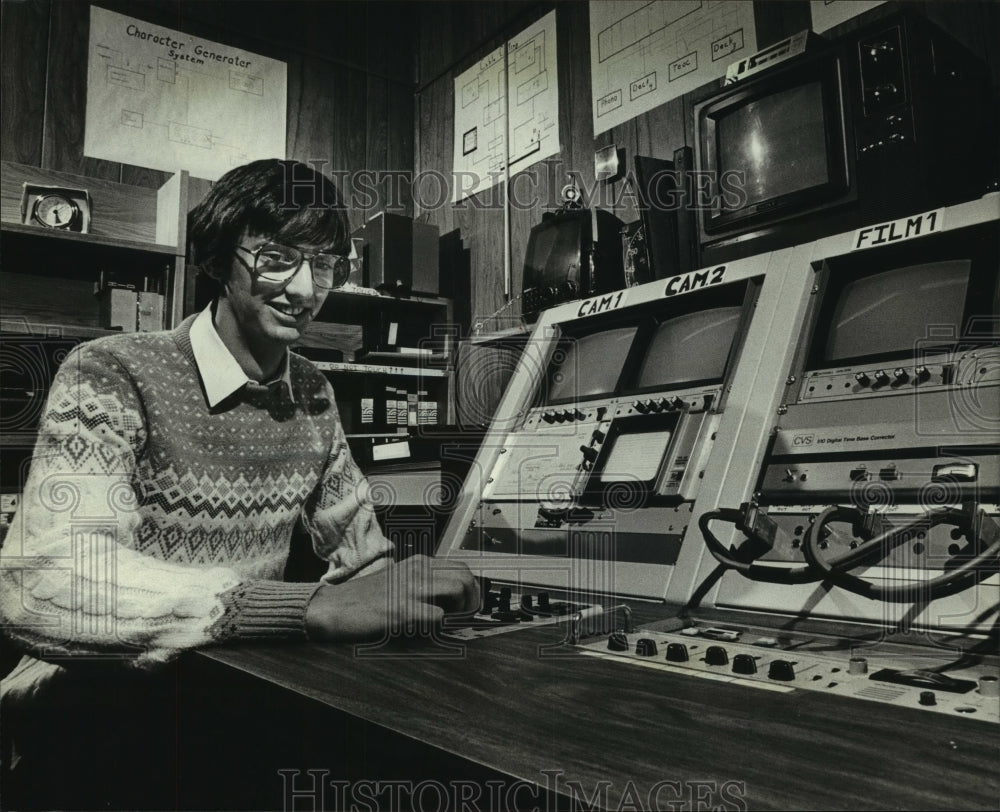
[0, 159, 477, 807]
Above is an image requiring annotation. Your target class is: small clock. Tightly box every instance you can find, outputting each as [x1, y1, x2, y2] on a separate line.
[21, 184, 91, 233]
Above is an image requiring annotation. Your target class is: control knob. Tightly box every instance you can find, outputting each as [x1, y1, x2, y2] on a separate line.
[732, 654, 758, 675]
[607, 630, 629, 652]
[865, 40, 896, 61]
[705, 646, 729, 667]
[768, 660, 796, 681]
[871, 83, 900, 102]
[635, 638, 659, 657]
[978, 676, 999, 697]
[665, 643, 689, 663]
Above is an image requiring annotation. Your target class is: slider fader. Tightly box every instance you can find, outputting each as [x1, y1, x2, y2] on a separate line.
[442, 578, 598, 640]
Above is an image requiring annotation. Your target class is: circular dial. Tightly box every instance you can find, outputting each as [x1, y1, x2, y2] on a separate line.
[32, 194, 80, 229]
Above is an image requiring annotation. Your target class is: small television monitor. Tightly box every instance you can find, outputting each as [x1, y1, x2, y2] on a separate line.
[635, 307, 743, 390]
[693, 12, 993, 265]
[619, 281, 754, 396]
[809, 222, 1000, 370]
[696, 52, 851, 246]
[545, 325, 637, 404]
[521, 208, 625, 322]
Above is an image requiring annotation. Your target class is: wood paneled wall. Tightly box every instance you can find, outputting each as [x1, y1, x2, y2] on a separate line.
[414, 0, 1000, 334]
[4, 0, 997, 330]
[0, 0, 418, 232]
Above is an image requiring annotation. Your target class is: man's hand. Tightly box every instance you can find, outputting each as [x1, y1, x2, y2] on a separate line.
[304, 555, 479, 641]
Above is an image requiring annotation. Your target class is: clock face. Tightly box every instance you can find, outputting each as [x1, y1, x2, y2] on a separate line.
[33, 194, 80, 229]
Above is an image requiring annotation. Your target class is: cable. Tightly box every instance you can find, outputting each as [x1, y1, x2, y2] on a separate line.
[802, 505, 1000, 602]
[698, 509, 825, 584]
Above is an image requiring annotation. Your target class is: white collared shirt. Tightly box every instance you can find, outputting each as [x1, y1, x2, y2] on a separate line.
[189, 304, 294, 407]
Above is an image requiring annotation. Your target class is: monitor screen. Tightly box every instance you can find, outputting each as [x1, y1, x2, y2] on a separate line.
[636, 307, 742, 389]
[546, 326, 637, 402]
[523, 216, 583, 287]
[717, 81, 829, 211]
[824, 260, 971, 365]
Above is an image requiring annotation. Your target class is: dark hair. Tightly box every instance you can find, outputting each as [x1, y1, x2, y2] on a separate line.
[188, 159, 350, 283]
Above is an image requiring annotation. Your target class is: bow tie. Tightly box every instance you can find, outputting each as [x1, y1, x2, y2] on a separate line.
[243, 379, 287, 403]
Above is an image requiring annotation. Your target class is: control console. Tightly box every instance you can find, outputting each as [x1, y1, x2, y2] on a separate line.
[578, 620, 1000, 723]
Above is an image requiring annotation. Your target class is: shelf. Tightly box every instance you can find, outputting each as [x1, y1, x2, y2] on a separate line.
[0, 221, 178, 255]
[318, 286, 452, 324]
[0, 317, 121, 339]
[311, 360, 449, 378]
[358, 350, 450, 364]
[468, 324, 532, 345]
[326, 285, 451, 307]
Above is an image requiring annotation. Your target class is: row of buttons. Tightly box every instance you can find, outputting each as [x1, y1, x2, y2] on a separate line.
[611, 635, 810, 680]
[854, 365, 932, 387]
[632, 396, 687, 414]
[849, 464, 900, 482]
[540, 408, 586, 423]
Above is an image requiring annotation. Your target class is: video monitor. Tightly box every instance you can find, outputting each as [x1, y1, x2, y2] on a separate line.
[545, 325, 637, 404]
[717, 83, 830, 212]
[824, 261, 970, 366]
[812, 222, 999, 368]
[635, 307, 742, 390]
[523, 215, 583, 288]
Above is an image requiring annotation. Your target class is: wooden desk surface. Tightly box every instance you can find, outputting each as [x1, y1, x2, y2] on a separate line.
[192, 604, 999, 812]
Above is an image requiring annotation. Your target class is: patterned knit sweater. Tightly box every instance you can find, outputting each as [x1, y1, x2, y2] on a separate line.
[1, 315, 392, 699]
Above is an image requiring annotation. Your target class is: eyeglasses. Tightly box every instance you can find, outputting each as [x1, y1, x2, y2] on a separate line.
[234, 242, 351, 291]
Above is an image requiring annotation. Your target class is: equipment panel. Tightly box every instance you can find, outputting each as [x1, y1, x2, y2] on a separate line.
[695, 197, 999, 634]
